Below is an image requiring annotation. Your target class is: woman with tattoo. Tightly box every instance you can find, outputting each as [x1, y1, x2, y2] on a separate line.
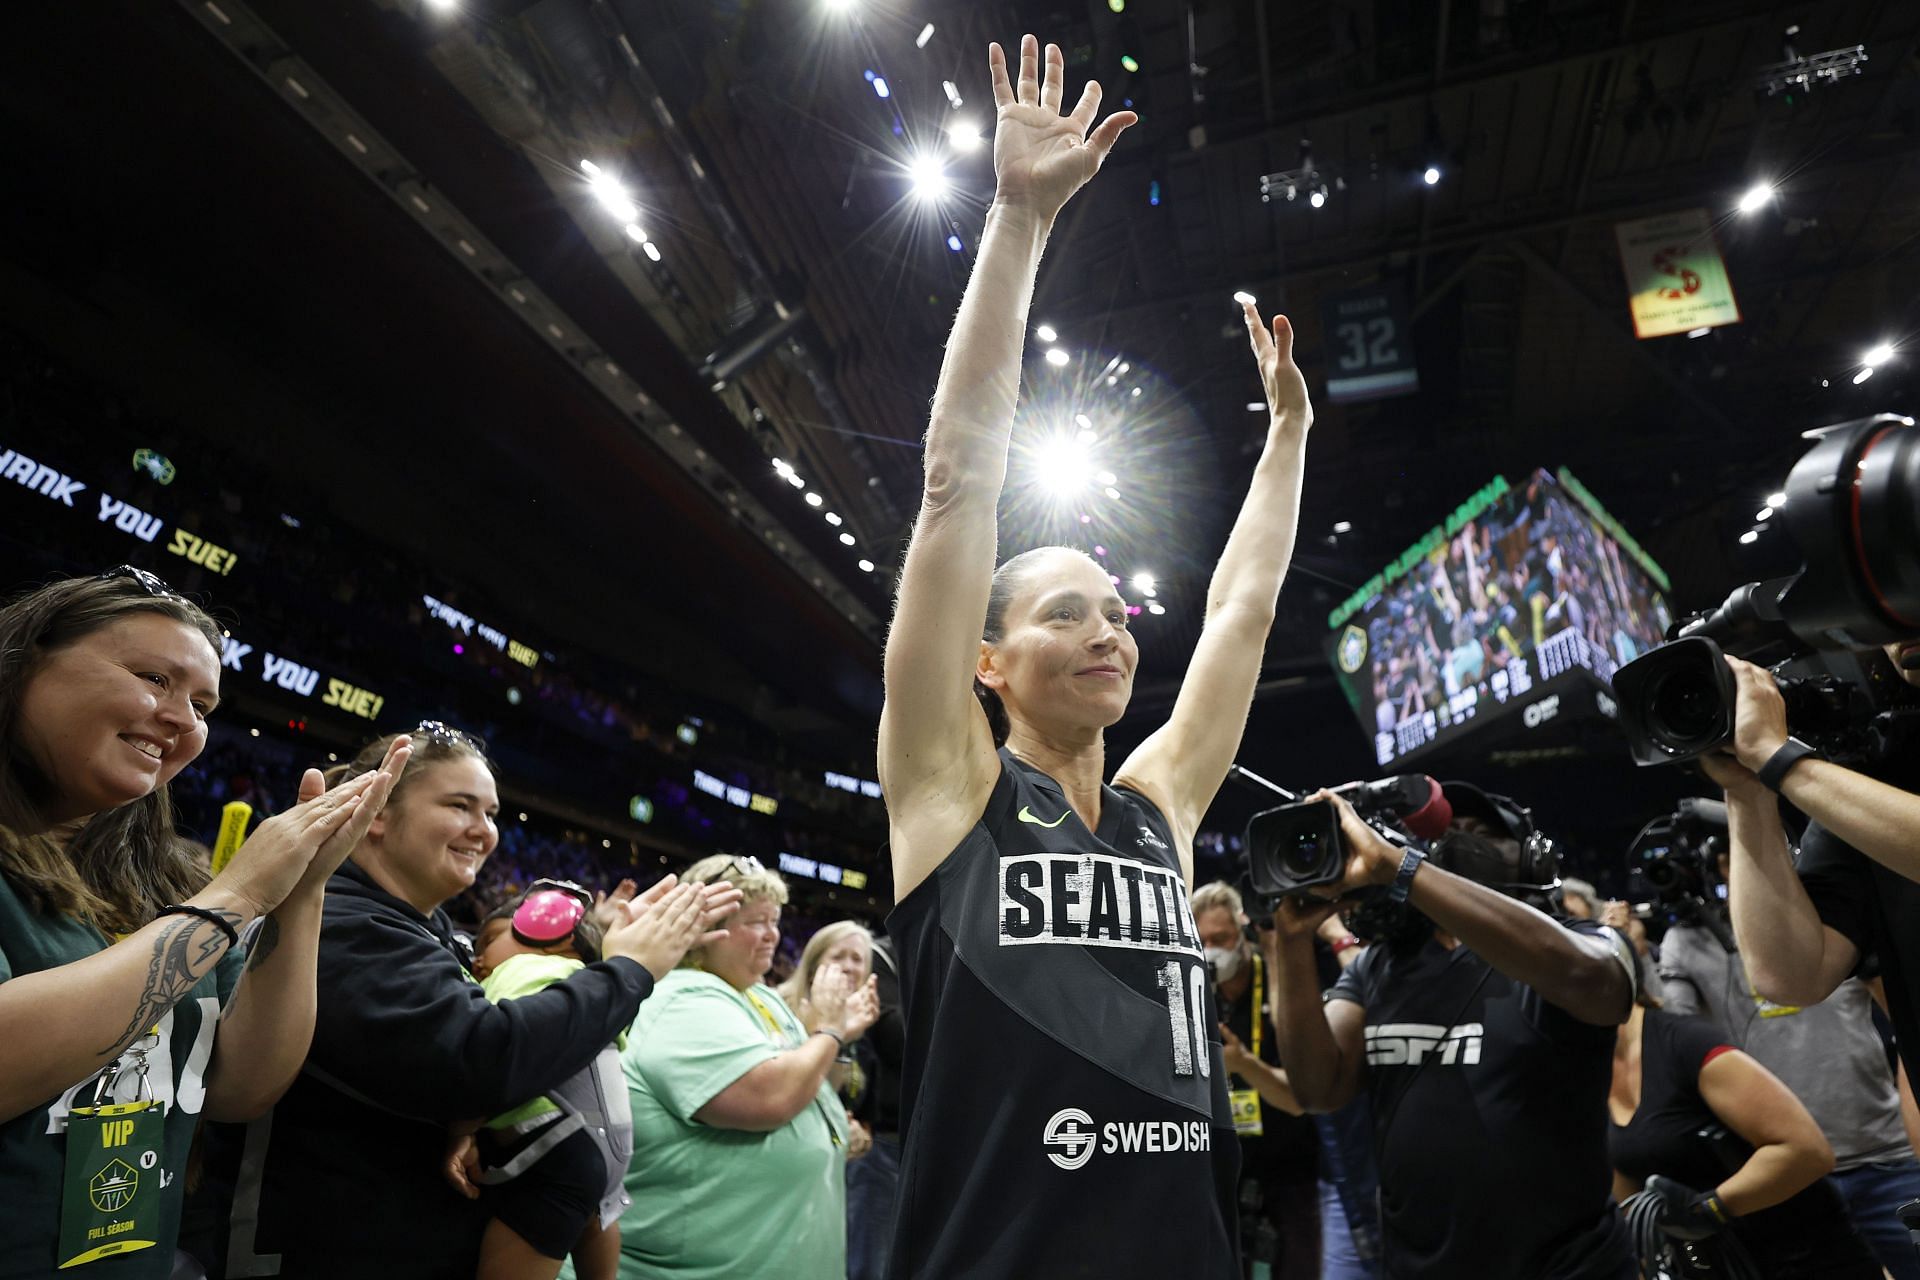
[187, 727, 738, 1280]
[0, 567, 410, 1279]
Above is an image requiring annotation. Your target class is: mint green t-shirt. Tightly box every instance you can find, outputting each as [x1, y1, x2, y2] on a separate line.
[0, 872, 242, 1280]
[593, 969, 848, 1280]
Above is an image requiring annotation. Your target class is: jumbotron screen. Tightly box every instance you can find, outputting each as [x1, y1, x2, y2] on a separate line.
[1327, 468, 1673, 768]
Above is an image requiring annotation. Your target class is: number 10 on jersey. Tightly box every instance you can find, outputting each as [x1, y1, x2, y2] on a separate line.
[1156, 960, 1212, 1078]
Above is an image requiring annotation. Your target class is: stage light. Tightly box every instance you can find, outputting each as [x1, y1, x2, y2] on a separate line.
[948, 119, 983, 151]
[858, 559, 876, 572]
[773, 457, 795, 478]
[840, 532, 857, 545]
[1232, 290, 1256, 306]
[1422, 165, 1442, 186]
[1756, 508, 1773, 521]
[1117, 362, 1130, 374]
[624, 223, 649, 244]
[1035, 323, 1058, 343]
[1736, 182, 1775, 214]
[916, 23, 934, 47]
[805, 491, 824, 507]
[1309, 185, 1327, 208]
[1148, 180, 1161, 206]
[1045, 348, 1071, 367]
[1120, 55, 1140, 73]
[907, 154, 947, 199]
[1864, 342, 1895, 368]
[1147, 601, 1165, 615]
[643, 241, 662, 262]
[1129, 386, 1142, 397]
[1034, 436, 1094, 496]
[1739, 530, 1760, 545]
[1853, 367, 1874, 385]
[825, 512, 843, 526]
[1333, 520, 1353, 533]
[872, 76, 892, 99]
[942, 80, 963, 109]
[1766, 492, 1787, 509]
[787, 472, 806, 488]
[947, 233, 965, 252]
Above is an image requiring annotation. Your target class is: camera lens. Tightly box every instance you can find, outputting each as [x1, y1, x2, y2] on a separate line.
[1284, 828, 1324, 876]
[1648, 668, 1720, 749]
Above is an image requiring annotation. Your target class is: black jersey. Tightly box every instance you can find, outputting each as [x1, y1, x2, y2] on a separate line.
[1329, 923, 1635, 1280]
[888, 750, 1239, 1279]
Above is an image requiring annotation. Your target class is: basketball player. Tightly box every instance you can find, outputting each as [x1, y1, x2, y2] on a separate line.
[878, 34, 1315, 1278]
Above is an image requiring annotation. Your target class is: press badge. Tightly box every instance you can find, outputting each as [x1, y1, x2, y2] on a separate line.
[57, 1099, 163, 1268]
[1229, 1088, 1263, 1137]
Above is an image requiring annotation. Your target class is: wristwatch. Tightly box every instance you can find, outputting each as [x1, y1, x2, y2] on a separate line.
[1757, 737, 1821, 793]
[1387, 848, 1426, 903]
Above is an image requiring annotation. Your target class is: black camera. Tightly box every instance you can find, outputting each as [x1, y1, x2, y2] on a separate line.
[1243, 776, 1441, 907]
[1613, 414, 1920, 766]
[1627, 797, 1737, 951]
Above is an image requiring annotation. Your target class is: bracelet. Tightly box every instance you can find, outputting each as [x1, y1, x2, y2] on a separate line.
[813, 1026, 846, 1049]
[1387, 848, 1426, 904]
[157, 904, 242, 951]
[1328, 934, 1362, 957]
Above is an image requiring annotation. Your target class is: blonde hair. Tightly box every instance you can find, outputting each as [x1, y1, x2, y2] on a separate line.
[680, 854, 788, 971]
[776, 919, 874, 1010]
[1190, 880, 1245, 921]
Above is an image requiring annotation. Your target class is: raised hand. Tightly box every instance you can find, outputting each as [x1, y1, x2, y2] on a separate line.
[988, 35, 1137, 218]
[1241, 298, 1313, 428]
[591, 878, 640, 932]
[211, 737, 411, 918]
[604, 878, 711, 981]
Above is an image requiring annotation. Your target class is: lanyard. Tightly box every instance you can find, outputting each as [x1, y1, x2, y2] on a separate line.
[1248, 950, 1263, 1063]
[743, 989, 792, 1046]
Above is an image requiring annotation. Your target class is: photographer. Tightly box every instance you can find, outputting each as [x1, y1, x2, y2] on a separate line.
[1711, 643, 1920, 1084]
[1266, 782, 1638, 1278]
[1192, 882, 1318, 1279]
[1655, 835, 1920, 1278]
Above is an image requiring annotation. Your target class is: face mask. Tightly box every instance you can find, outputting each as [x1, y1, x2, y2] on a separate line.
[1205, 943, 1247, 984]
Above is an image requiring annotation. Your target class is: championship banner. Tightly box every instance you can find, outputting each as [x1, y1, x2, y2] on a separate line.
[1320, 282, 1419, 403]
[1613, 208, 1741, 339]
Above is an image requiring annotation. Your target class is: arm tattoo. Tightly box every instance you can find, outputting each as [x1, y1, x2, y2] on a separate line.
[243, 914, 283, 973]
[97, 912, 243, 1057]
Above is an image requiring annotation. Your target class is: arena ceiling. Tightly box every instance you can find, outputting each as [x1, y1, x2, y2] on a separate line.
[4, 0, 1919, 847]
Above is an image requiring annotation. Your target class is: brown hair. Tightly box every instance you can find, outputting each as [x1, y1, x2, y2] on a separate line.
[0, 573, 225, 933]
[323, 725, 495, 814]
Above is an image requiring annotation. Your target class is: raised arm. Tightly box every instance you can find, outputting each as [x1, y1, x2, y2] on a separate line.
[1265, 900, 1365, 1113]
[1114, 302, 1312, 871]
[880, 36, 1134, 899]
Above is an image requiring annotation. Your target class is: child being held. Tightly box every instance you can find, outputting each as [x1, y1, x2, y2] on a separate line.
[447, 882, 631, 1280]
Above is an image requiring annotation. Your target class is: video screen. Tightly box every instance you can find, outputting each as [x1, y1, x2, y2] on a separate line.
[1328, 468, 1672, 768]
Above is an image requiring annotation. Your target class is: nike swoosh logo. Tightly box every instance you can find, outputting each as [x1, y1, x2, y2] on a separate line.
[1018, 805, 1070, 829]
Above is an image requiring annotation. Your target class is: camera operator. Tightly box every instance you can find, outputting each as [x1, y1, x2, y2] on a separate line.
[1266, 782, 1638, 1279]
[1655, 835, 1920, 1278]
[1709, 643, 1920, 1082]
[1192, 882, 1319, 1278]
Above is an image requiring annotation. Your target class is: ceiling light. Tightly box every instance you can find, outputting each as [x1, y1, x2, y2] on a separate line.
[840, 532, 856, 545]
[946, 233, 965, 252]
[1333, 520, 1353, 533]
[624, 223, 649, 244]
[1736, 182, 1775, 214]
[587, 171, 638, 222]
[1035, 323, 1058, 343]
[1129, 386, 1142, 397]
[949, 119, 983, 151]
[942, 80, 963, 109]
[1766, 492, 1787, 509]
[907, 153, 947, 200]
[1096, 470, 1117, 486]
[1854, 367, 1875, 385]
[1422, 165, 1442, 186]
[1104, 485, 1122, 499]
[1309, 186, 1327, 208]
[1246, 402, 1265, 412]
[915, 22, 934, 47]
[1864, 342, 1896, 368]
[1756, 508, 1773, 521]
[1034, 436, 1094, 496]
[858, 559, 876, 573]
[1147, 601, 1165, 615]
[1232, 290, 1256, 305]
[1739, 530, 1760, 545]
[1120, 55, 1140, 73]
[805, 491, 824, 507]
[1130, 572, 1156, 595]
[825, 512, 843, 526]
[642, 241, 662, 262]
[1045, 348, 1071, 367]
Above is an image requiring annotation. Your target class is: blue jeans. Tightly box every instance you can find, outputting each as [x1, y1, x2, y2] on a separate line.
[846, 1131, 901, 1280]
[1832, 1157, 1920, 1280]
[1319, 1179, 1381, 1280]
